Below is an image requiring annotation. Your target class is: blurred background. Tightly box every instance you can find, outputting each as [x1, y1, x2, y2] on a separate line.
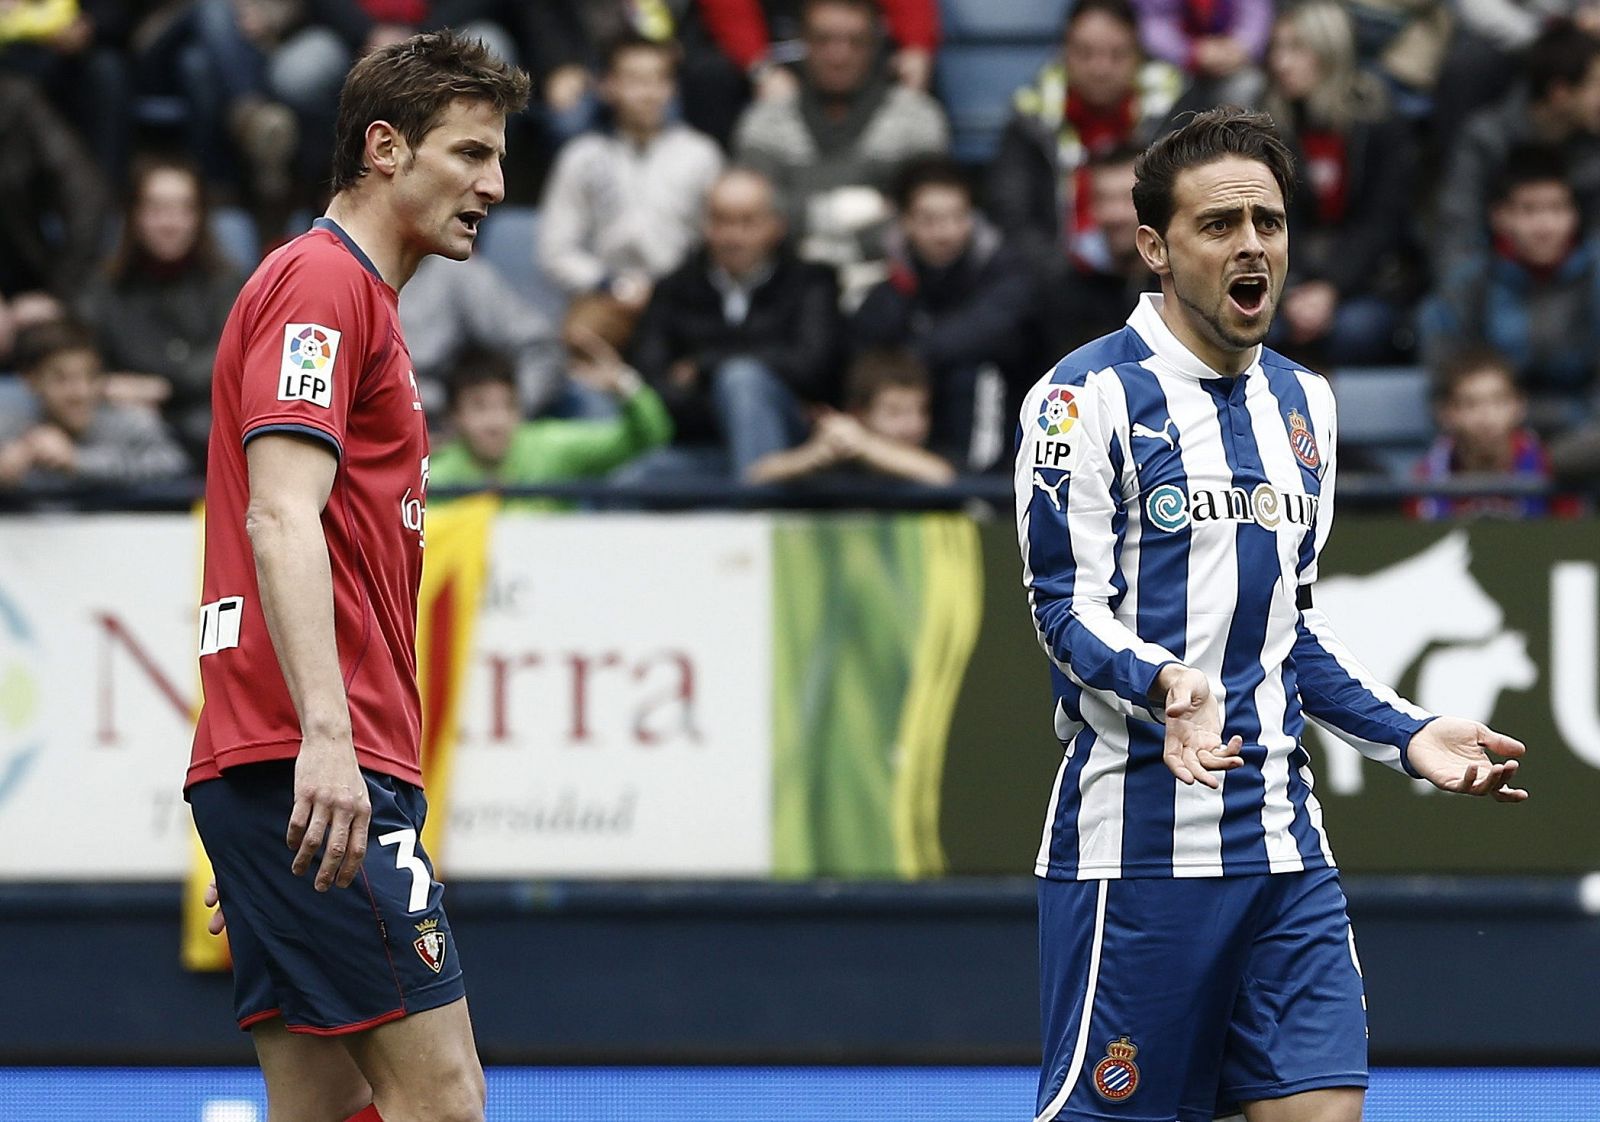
[3, 0, 1600, 1117]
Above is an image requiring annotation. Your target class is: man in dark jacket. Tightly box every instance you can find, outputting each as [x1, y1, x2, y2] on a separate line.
[851, 158, 1035, 470]
[628, 167, 842, 480]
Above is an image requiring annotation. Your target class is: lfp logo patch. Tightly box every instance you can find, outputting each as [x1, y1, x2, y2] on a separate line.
[1287, 407, 1320, 470]
[279, 323, 340, 407]
[1037, 387, 1079, 437]
[1092, 1036, 1141, 1102]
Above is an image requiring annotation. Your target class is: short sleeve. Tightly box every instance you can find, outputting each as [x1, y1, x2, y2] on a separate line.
[238, 253, 377, 458]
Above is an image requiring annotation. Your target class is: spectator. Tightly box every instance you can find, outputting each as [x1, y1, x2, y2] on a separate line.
[629, 167, 842, 479]
[399, 254, 561, 420]
[429, 307, 673, 508]
[78, 157, 245, 462]
[0, 319, 188, 491]
[538, 33, 723, 334]
[0, 75, 108, 308]
[749, 347, 954, 485]
[1263, 0, 1417, 366]
[1420, 147, 1600, 433]
[1038, 146, 1158, 358]
[1343, 0, 1453, 111]
[524, 0, 683, 144]
[1436, 22, 1600, 276]
[986, 0, 1184, 266]
[732, 0, 948, 285]
[1411, 346, 1573, 518]
[1131, 0, 1271, 107]
[851, 158, 1035, 471]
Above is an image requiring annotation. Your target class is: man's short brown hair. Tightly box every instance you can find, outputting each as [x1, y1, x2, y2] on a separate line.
[15, 319, 99, 376]
[1132, 108, 1296, 235]
[846, 348, 931, 412]
[331, 30, 531, 194]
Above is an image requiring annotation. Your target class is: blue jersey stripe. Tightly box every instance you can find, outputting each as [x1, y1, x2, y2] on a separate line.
[1046, 726, 1100, 877]
[1120, 365, 1185, 876]
[1260, 357, 1324, 581]
[1205, 376, 1272, 875]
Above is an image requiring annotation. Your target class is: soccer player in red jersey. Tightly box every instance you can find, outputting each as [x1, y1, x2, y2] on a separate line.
[186, 31, 528, 1122]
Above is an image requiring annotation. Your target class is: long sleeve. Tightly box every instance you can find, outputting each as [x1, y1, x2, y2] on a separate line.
[1286, 387, 1433, 774]
[537, 139, 608, 296]
[509, 383, 674, 479]
[911, 254, 1035, 371]
[454, 261, 561, 415]
[1014, 369, 1179, 723]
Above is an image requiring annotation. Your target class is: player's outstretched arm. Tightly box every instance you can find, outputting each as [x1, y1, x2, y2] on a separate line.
[1405, 718, 1528, 802]
[1153, 664, 1245, 788]
[245, 433, 373, 891]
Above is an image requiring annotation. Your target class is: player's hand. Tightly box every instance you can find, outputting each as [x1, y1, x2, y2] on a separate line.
[1406, 717, 1528, 802]
[287, 736, 372, 891]
[204, 879, 227, 936]
[1158, 665, 1244, 788]
[27, 425, 78, 472]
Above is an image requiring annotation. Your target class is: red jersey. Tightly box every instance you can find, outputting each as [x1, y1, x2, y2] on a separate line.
[188, 219, 429, 789]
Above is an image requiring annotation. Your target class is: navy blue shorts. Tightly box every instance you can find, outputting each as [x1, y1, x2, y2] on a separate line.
[1036, 868, 1367, 1121]
[189, 761, 466, 1035]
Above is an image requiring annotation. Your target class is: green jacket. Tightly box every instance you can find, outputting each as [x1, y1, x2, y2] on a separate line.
[430, 384, 672, 508]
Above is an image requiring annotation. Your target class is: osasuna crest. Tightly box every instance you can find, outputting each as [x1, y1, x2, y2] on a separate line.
[1092, 1036, 1141, 1102]
[414, 919, 447, 974]
[1287, 407, 1320, 470]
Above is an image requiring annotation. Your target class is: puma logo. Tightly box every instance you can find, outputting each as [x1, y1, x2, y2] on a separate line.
[1131, 419, 1178, 451]
[1033, 470, 1070, 513]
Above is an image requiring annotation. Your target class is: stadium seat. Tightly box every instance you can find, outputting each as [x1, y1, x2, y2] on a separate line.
[936, 44, 1057, 162]
[474, 205, 568, 321]
[1330, 365, 1435, 477]
[938, 0, 1071, 40]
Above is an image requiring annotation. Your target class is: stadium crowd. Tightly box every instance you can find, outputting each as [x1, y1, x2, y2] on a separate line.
[1, 0, 1599, 511]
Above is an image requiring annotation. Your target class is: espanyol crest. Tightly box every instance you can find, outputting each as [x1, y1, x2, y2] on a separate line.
[1287, 408, 1320, 470]
[1092, 1036, 1141, 1102]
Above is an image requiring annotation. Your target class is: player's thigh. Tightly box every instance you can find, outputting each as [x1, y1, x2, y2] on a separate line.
[1218, 868, 1367, 1115]
[1241, 1087, 1363, 1122]
[1035, 876, 1259, 1122]
[342, 996, 485, 1122]
[252, 1017, 373, 1122]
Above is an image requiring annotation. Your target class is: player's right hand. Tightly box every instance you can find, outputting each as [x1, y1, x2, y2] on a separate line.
[287, 737, 372, 891]
[1158, 665, 1245, 789]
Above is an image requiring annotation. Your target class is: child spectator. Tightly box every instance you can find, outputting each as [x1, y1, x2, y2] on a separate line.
[1263, 0, 1417, 366]
[78, 156, 244, 462]
[0, 319, 188, 491]
[986, 0, 1184, 267]
[851, 157, 1035, 470]
[629, 166, 842, 480]
[1411, 347, 1574, 519]
[429, 298, 673, 507]
[1420, 147, 1600, 433]
[538, 32, 723, 334]
[749, 347, 953, 485]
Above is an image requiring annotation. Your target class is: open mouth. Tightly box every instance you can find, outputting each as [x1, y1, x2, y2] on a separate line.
[457, 210, 485, 235]
[1228, 275, 1268, 316]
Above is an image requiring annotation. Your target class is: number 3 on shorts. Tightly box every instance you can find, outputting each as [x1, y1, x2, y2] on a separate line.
[378, 827, 431, 912]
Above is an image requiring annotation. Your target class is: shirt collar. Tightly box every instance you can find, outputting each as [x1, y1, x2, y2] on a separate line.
[1125, 292, 1261, 382]
[313, 217, 385, 285]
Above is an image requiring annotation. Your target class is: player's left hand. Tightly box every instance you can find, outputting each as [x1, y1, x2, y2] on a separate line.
[204, 879, 227, 936]
[1406, 717, 1528, 802]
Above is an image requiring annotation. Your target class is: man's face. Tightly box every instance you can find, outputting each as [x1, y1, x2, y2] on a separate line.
[903, 184, 974, 270]
[135, 167, 202, 265]
[603, 46, 674, 136]
[1142, 156, 1289, 354]
[1268, 19, 1321, 102]
[1090, 161, 1140, 264]
[1442, 367, 1523, 455]
[704, 174, 785, 277]
[1064, 11, 1141, 112]
[391, 97, 507, 262]
[1493, 180, 1579, 268]
[28, 348, 102, 437]
[452, 380, 519, 466]
[804, 2, 877, 98]
[860, 384, 931, 446]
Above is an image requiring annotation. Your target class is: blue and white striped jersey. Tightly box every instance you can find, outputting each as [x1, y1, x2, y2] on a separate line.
[1016, 294, 1433, 881]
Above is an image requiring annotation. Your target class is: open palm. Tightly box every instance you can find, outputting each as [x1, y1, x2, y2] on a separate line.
[1406, 717, 1528, 802]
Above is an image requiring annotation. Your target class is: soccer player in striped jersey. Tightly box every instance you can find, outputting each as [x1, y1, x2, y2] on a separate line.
[1017, 108, 1528, 1122]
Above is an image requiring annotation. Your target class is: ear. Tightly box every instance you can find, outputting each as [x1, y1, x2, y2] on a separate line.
[1135, 224, 1170, 277]
[364, 120, 406, 180]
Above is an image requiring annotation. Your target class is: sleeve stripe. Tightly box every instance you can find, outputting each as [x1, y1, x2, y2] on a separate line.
[243, 422, 345, 460]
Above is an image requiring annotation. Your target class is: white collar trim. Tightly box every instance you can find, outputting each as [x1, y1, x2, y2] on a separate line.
[1126, 293, 1261, 381]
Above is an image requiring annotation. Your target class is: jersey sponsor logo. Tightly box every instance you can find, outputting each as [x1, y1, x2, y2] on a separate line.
[278, 323, 341, 408]
[1145, 482, 1319, 534]
[1032, 470, 1069, 513]
[1287, 407, 1320, 470]
[413, 917, 447, 974]
[401, 455, 428, 544]
[1092, 1036, 1141, 1102]
[197, 596, 244, 656]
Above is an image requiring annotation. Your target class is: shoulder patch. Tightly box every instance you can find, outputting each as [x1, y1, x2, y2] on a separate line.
[278, 323, 340, 408]
[1026, 382, 1088, 473]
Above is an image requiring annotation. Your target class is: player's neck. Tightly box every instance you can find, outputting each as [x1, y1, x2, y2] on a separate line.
[323, 194, 419, 292]
[1157, 287, 1254, 376]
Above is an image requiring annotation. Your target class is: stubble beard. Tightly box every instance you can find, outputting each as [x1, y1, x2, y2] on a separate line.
[1173, 272, 1273, 355]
